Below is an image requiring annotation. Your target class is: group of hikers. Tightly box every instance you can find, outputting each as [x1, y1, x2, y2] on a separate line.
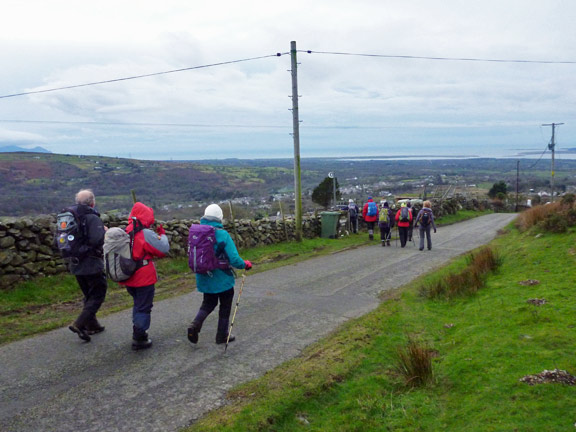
[346, 197, 437, 250]
[60, 189, 251, 350]
[60, 189, 435, 351]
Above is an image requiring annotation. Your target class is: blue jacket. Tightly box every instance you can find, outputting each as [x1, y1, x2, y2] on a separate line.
[195, 218, 247, 294]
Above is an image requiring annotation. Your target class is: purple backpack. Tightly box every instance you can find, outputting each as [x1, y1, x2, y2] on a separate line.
[188, 224, 230, 274]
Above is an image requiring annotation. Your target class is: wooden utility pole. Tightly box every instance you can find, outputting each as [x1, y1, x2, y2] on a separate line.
[515, 160, 519, 212]
[542, 122, 564, 202]
[291, 41, 303, 241]
[228, 201, 238, 244]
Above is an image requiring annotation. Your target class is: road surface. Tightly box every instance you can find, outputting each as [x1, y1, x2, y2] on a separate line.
[0, 213, 517, 432]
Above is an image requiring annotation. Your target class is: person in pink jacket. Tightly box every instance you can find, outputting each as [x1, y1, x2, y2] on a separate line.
[120, 202, 170, 350]
[395, 202, 413, 248]
[362, 197, 379, 240]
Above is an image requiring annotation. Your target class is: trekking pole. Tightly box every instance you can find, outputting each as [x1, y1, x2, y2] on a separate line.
[225, 271, 246, 353]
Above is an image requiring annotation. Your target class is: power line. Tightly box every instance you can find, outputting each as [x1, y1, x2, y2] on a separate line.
[300, 50, 576, 64]
[0, 119, 290, 129]
[0, 119, 554, 130]
[0, 53, 287, 100]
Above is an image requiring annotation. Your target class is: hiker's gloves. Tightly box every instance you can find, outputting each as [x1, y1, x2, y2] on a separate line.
[434, 228, 437, 233]
[156, 224, 166, 236]
[244, 260, 253, 270]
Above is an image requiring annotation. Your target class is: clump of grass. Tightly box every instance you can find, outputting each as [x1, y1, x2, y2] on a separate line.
[420, 246, 501, 299]
[466, 245, 503, 273]
[395, 337, 434, 387]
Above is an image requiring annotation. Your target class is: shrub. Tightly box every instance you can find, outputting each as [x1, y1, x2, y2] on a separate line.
[516, 202, 561, 232]
[539, 213, 569, 233]
[420, 247, 501, 299]
[395, 337, 434, 387]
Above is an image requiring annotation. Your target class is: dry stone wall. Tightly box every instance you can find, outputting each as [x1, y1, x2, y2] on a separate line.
[0, 213, 321, 289]
[0, 196, 497, 289]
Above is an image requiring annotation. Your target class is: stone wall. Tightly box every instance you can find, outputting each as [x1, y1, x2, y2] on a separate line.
[0, 196, 498, 289]
[0, 214, 322, 289]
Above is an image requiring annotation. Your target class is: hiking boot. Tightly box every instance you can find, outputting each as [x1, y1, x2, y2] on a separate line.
[369, 234, 374, 241]
[216, 333, 235, 345]
[381, 242, 386, 247]
[86, 325, 105, 335]
[85, 318, 105, 335]
[387, 241, 391, 246]
[69, 323, 91, 342]
[187, 322, 201, 344]
[132, 334, 152, 351]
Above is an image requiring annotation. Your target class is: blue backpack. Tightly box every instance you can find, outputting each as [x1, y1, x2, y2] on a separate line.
[367, 202, 377, 217]
[188, 224, 230, 274]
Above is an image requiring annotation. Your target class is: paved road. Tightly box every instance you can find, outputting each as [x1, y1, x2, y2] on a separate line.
[0, 213, 517, 432]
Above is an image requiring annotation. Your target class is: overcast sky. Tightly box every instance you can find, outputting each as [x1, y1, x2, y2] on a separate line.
[1, 0, 575, 160]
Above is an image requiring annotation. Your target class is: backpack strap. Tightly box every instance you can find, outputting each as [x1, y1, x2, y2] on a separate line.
[129, 217, 147, 268]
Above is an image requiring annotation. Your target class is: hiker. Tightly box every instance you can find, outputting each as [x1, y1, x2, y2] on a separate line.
[346, 198, 360, 234]
[119, 202, 170, 350]
[414, 200, 437, 251]
[395, 202, 413, 248]
[378, 201, 394, 247]
[64, 189, 108, 342]
[406, 200, 415, 243]
[362, 196, 379, 240]
[187, 204, 252, 345]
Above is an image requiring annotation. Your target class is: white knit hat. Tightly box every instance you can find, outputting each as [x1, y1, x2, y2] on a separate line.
[204, 204, 223, 222]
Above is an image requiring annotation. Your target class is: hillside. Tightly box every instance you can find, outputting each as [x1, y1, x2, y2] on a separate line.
[1, 152, 575, 217]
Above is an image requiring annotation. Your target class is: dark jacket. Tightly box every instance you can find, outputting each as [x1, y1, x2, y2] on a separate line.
[378, 205, 394, 228]
[68, 204, 106, 276]
[121, 202, 170, 288]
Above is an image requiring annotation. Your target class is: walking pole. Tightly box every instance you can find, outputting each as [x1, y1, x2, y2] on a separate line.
[225, 271, 246, 353]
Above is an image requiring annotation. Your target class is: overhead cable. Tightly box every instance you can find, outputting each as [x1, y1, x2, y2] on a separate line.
[301, 50, 576, 64]
[0, 53, 287, 100]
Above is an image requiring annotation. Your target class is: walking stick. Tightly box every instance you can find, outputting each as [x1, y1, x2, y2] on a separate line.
[225, 271, 246, 353]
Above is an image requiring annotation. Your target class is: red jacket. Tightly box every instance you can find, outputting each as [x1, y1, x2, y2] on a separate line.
[121, 202, 169, 288]
[362, 199, 379, 222]
[395, 207, 413, 228]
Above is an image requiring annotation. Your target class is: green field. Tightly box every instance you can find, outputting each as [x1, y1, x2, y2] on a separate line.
[187, 219, 576, 431]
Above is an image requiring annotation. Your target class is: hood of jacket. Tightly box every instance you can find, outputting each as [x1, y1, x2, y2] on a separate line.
[200, 217, 223, 229]
[72, 203, 100, 217]
[127, 202, 155, 232]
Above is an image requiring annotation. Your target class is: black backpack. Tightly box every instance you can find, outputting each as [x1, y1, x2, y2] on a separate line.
[421, 211, 431, 226]
[55, 207, 88, 260]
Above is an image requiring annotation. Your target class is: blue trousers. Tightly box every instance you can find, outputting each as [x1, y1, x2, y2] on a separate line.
[126, 284, 155, 338]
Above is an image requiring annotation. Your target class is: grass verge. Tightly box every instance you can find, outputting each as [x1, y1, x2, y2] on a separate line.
[186, 224, 576, 431]
[436, 209, 493, 226]
[0, 234, 371, 346]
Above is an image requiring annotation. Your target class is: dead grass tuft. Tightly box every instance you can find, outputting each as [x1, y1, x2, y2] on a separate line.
[395, 337, 434, 387]
[420, 246, 501, 299]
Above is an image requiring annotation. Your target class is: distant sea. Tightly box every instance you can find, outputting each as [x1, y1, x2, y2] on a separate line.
[320, 145, 576, 161]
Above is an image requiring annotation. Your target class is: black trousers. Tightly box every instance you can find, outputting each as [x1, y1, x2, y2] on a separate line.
[75, 273, 107, 327]
[398, 226, 409, 248]
[199, 288, 235, 320]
